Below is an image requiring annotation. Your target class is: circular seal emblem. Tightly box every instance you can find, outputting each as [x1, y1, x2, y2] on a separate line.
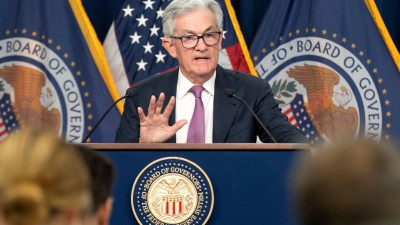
[253, 33, 388, 146]
[0, 36, 87, 142]
[131, 157, 214, 225]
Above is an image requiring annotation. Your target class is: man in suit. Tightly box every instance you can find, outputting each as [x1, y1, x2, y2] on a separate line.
[115, 0, 307, 144]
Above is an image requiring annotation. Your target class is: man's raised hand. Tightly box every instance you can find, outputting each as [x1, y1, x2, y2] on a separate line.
[137, 93, 187, 143]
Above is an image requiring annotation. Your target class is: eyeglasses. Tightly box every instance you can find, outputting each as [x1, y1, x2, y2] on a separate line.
[171, 31, 222, 49]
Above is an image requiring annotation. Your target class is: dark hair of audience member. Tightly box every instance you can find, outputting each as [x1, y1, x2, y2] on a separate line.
[75, 145, 115, 213]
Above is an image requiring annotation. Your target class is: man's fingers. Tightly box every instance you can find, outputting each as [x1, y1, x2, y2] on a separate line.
[155, 93, 165, 114]
[163, 96, 176, 118]
[138, 107, 146, 122]
[172, 119, 188, 131]
[147, 95, 156, 117]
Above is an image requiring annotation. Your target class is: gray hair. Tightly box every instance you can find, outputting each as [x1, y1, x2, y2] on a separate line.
[162, 0, 223, 37]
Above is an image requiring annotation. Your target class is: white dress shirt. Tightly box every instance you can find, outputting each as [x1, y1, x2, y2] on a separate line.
[175, 69, 215, 143]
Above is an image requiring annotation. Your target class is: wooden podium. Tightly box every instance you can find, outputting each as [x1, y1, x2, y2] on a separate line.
[86, 143, 309, 151]
[85, 143, 309, 225]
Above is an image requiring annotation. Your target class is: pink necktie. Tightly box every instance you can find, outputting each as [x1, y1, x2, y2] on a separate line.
[187, 86, 205, 143]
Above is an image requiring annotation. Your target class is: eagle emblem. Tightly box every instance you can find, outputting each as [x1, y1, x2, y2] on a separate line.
[0, 65, 61, 136]
[131, 157, 214, 225]
[286, 64, 359, 142]
[148, 176, 197, 220]
[155, 177, 196, 196]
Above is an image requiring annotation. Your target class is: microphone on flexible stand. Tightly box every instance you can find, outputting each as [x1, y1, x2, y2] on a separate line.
[82, 87, 138, 143]
[224, 88, 277, 143]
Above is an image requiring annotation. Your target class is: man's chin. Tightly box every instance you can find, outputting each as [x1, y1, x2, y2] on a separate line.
[193, 69, 214, 78]
[193, 64, 216, 75]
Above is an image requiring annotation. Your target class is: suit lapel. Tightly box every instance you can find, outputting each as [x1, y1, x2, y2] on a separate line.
[153, 68, 179, 143]
[213, 66, 240, 142]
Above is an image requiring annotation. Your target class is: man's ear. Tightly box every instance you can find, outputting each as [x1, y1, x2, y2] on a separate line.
[98, 197, 114, 225]
[163, 38, 178, 58]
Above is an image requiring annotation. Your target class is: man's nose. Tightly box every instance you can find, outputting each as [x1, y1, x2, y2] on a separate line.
[195, 37, 207, 50]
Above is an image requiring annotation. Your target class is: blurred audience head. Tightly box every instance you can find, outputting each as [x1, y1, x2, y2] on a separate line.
[292, 140, 400, 225]
[75, 146, 115, 225]
[0, 129, 91, 225]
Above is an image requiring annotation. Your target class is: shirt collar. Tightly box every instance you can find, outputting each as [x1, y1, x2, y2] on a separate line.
[176, 68, 216, 100]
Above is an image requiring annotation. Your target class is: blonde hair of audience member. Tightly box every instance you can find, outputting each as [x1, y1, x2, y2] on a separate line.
[291, 140, 400, 225]
[0, 129, 92, 225]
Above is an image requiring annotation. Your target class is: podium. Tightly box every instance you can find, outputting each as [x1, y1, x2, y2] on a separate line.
[85, 143, 309, 225]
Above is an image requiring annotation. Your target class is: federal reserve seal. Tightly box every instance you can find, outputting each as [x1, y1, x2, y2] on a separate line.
[0, 36, 89, 142]
[253, 32, 388, 146]
[131, 157, 214, 225]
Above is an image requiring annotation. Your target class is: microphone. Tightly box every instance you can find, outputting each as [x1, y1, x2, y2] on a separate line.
[224, 88, 277, 143]
[82, 87, 138, 143]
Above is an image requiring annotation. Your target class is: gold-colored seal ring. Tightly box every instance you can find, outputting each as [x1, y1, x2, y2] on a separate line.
[131, 157, 214, 225]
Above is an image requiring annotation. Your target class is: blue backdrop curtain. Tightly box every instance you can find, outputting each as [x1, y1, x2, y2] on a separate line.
[82, 0, 400, 55]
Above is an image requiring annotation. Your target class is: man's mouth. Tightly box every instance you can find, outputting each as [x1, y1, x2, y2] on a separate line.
[195, 57, 209, 60]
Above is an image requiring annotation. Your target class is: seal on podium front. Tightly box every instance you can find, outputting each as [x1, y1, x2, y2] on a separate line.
[131, 157, 214, 225]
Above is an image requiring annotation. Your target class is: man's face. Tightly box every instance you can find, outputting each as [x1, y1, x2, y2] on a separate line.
[163, 8, 222, 83]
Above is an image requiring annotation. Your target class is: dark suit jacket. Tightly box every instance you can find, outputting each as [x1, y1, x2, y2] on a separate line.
[115, 65, 308, 143]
